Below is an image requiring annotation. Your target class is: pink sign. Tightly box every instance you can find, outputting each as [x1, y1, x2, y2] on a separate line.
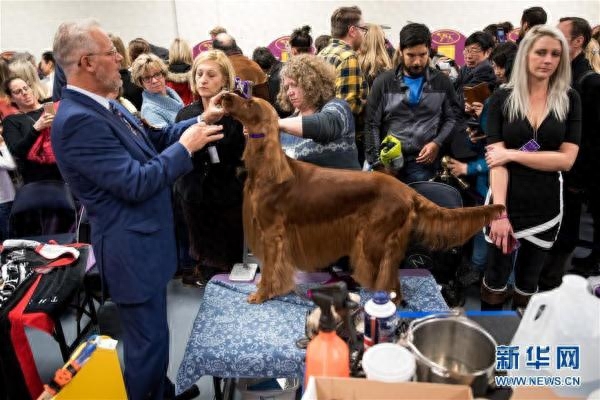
[268, 36, 290, 62]
[192, 40, 213, 58]
[431, 29, 467, 66]
[507, 28, 521, 43]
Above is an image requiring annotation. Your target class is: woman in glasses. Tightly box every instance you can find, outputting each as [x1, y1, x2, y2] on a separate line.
[2, 77, 61, 183]
[131, 53, 183, 128]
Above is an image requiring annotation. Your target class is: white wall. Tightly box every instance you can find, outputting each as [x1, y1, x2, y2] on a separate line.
[1, 0, 599, 61]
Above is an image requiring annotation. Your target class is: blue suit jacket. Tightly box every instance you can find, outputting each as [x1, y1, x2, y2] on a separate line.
[52, 88, 195, 303]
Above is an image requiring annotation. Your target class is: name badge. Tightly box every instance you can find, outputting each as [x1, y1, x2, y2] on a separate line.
[519, 139, 540, 152]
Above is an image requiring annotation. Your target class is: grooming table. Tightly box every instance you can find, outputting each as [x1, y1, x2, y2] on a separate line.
[176, 269, 448, 394]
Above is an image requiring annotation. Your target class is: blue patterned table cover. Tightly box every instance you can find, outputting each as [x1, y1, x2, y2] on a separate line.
[175, 270, 448, 392]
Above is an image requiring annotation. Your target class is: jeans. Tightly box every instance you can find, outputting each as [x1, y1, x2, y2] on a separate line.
[0, 201, 13, 242]
[471, 231, 488, 271]
[396, 160, 437, 184]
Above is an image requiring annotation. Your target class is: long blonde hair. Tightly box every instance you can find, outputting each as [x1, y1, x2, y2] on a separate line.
[8, 59, 48, 101]
[585, 38, 600, 73]
[358, 24, 392, 84]
[169, 38, 193, 65]
[504, 25, 571, 122]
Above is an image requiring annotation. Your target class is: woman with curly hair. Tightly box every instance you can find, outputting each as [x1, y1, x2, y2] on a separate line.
[278, 54, 360, 169]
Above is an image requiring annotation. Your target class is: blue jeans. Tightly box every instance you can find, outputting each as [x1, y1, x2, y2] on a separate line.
[0, 201, 13, 241]
[471, 231, 488, 271]
[397, 160, 436, 184]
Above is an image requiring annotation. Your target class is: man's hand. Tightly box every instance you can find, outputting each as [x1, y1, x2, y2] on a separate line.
[416, 142, 440, 164]
[179, 124, 224, 154]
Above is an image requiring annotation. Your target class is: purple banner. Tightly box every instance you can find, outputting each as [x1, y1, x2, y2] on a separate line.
[431, 29, 466, 66]
[192, 39, 212, 59]
[267, 35, 290, 62]
[508, 28, 520, 43]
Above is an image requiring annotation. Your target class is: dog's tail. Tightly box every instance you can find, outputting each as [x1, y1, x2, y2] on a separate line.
[412, 194, 505, 251]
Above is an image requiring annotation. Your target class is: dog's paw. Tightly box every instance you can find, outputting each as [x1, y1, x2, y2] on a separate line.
[247, 292, 265, 304]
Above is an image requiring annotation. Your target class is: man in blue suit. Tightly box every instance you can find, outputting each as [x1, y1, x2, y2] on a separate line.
[51, 20, 224, 399]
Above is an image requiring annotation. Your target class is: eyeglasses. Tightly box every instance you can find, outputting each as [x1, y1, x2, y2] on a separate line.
[354, 25, 369, 34]
[86, 47, 119, 59]
[463, 47, 483, 55]
[10, 86, 32, 96]
[78, 47, 119, 66]
[141, 72, 165, 84]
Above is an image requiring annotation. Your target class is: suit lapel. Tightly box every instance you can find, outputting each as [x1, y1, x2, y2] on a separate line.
[61, 89, 156, 158]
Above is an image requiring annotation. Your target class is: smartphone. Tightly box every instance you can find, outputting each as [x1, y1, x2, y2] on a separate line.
[496, 28, 507, 43]
[42, 102, 56, 115]
[507, 234, 520, 254]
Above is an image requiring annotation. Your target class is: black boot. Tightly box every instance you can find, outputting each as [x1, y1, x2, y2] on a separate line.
[181, 265, 207, 287]
[480, 279, 511, 311]
[512, 287, 536, 310]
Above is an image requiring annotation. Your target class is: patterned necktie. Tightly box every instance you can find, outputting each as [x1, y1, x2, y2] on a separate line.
[109, 100, 138, 136]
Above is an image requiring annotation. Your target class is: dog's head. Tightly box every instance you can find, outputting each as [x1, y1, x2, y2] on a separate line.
[221, 91, 292, 182]
[221, 92, 278, 134]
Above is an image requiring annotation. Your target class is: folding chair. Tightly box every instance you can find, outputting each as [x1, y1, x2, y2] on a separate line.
[405, 181, 466, 306]
[8, 180, 78, 244]
[7, 180, 96, 360]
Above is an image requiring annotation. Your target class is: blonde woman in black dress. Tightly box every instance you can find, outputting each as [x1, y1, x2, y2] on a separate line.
[481, 25, 581, 309]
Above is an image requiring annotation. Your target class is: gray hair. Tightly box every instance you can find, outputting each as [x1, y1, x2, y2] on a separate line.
[53, 19, 101, 76]
[504, 24, 571, 122]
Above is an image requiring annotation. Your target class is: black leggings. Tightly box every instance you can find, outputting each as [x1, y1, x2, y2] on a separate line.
[484, 240, 549, 293]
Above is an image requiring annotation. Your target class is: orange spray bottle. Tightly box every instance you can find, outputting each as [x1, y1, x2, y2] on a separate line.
[304, 292, 350, 388]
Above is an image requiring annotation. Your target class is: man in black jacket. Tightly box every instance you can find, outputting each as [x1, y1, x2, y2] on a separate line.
[451, 31, 497, 160]
[541, 17, 600, 286]
[365, 23, 459, 183]
[454, 31, 496, 95]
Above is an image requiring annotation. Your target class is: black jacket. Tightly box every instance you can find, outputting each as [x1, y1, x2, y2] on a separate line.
[365, 65, 459, 164]
[120, 69, 143, 110]
[566, 52, 600, 190]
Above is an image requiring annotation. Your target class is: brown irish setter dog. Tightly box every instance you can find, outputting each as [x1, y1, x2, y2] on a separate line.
[221, 93, 504, 304]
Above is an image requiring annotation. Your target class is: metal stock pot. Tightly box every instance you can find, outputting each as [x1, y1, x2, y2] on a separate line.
[400, 312, 497, 397]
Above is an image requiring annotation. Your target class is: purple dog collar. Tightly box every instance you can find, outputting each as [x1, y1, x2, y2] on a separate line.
[249, 133, 265, 139]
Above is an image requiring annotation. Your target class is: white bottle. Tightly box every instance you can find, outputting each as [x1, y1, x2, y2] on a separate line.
[363, 291, 397, 350]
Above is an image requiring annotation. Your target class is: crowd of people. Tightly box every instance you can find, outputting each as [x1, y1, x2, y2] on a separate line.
[0, 5, 599, 399]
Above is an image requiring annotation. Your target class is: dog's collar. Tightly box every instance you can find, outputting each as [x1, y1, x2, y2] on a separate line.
[249, 133, 265, 139]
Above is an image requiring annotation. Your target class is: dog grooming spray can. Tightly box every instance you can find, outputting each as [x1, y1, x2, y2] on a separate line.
[304, 292, 350, 388]
[363, 291, 397, 350]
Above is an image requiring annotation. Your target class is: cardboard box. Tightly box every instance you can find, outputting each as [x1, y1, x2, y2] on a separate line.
[302, 377, 473, 400]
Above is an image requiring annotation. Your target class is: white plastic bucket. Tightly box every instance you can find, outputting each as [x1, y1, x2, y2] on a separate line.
[362, 343, 416, 383]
